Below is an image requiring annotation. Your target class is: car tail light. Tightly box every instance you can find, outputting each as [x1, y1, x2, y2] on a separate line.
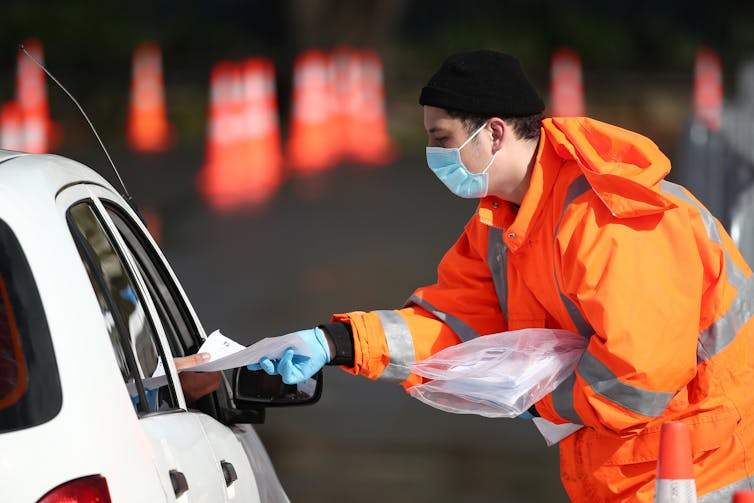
[36, 475, 111, 503]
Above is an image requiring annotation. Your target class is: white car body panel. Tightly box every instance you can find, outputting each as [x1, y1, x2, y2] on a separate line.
[0, 150, 286, 502]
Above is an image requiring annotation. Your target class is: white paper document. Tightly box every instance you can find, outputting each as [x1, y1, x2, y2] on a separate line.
[129, 330, 301, 396]
[187, 330, 311, 372]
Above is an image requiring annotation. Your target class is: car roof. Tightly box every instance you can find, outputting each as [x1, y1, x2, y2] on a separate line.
[0, 149, 117, 199]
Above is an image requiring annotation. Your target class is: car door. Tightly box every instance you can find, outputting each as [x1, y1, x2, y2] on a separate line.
[57, 183, 253, 502]
[84, 184, 260, 502]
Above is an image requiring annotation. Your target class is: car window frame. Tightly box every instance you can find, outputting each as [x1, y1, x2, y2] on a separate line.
[0, 217, 61, 433]
[61, 186, 186, 413]
[102, 202, 202, 357]
[93, 193, 236, 421]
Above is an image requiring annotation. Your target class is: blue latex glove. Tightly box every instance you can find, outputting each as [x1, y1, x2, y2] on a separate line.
[247, 327, 331, 384]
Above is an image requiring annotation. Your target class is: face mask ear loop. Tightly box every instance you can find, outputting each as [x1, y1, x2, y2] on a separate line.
[481, 151, 498, 175]
[459, 122, 488, 150]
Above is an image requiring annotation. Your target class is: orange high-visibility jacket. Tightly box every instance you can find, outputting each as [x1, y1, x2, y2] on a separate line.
[333, 117, 754, 501]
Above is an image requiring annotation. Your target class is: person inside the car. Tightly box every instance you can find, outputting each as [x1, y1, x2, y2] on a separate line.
[130, 353, 222, 411]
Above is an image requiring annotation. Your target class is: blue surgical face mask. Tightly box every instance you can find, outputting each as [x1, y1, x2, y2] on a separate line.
[426, 122, 498, 199]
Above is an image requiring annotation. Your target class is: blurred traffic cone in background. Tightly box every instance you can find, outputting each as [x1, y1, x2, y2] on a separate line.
[285, 50, 337, 175]
[197, 61, 246, 212]
[141, 207, 162, 244]
[654, 421, 697, 503]
[694, 47, 723, 132]
[734, 491, 754, 502]
[351, 49, 397, 165]
[15, 39, 57, 153]
[238, 57, 283, 205]
[330, 46, 361, 162]
[550, 47, 585, 117]
[0, 102, 25, 151]
[127, 42, 174, 152]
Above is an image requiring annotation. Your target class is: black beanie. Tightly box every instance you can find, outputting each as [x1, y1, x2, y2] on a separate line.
[419, 50, 544, 117]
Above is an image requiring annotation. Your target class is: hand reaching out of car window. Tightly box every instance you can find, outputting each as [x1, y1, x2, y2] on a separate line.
[174, 353, 222, 404]
[173, 352, 211, 371]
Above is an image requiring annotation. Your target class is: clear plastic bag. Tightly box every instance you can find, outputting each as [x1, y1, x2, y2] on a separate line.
[407, 328, 587, 418]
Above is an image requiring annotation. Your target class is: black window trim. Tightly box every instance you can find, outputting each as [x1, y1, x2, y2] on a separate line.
[102, 201, 205, 353]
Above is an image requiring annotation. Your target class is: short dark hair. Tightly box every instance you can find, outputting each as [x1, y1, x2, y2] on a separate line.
[445, 108, 543, 141]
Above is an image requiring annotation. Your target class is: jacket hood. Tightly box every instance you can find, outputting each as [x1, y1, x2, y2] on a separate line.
[542, 117, 676, 218]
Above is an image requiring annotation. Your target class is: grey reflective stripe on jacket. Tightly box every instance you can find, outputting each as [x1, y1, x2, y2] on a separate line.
[660, 181, 754, 363]
[487, 226, 509, 321]
[553, 175, 594, 339]
[374, 310, 415, 383]
[552, 176, 670, 423]
[553, 178, 754, 424]
[404, 294, 480, 342]
[551, 175, 593, 424]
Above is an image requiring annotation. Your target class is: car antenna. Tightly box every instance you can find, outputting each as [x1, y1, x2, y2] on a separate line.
[17, 43, 140, 213]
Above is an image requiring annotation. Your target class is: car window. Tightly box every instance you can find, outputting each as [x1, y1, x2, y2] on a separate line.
[0, 275, 25, 408]
[67, 202, 179, 414]
[0, 219, 61, 433]
[103, 204, 203, 357]
[102, 203, 234, 420]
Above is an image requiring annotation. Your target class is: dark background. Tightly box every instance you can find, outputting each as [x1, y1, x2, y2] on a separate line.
[3, 2, 754, 501]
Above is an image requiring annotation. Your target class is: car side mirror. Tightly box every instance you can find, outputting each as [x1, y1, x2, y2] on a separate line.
[231, 367, 322, 410]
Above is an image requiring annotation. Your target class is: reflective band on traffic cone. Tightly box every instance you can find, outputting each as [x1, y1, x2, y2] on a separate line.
[694, 47, 723, 132]
[127, 42, 174, 152]
[550, 47, 585, 117]
[654, 421, 697, 503]
[16, 39, 52, 153]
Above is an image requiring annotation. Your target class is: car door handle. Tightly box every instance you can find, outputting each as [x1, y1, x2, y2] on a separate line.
[169, 469, 189, 498]
[220, 460, 237, 487]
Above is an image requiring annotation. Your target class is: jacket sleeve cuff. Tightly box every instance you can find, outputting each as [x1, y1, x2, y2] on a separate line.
[318, 322, 355, 367]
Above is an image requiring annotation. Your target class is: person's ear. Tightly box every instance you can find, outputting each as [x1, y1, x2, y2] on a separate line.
[488, 117, 506, 152]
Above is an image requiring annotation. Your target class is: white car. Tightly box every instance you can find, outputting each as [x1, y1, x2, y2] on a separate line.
[0, 149, 321, 502]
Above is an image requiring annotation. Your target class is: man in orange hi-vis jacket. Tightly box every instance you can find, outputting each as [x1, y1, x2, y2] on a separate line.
[248, 50, 754, 501]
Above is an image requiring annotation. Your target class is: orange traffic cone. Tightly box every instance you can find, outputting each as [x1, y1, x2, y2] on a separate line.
[127, 42, 174, 152]
[238, 57, 283, 205]
[330, 45, 362, 162]
[198, 58, 284, 212]
[197, 61, 247, 212]
[550, 47, 585, 117]
[285, 50, 337, 175]
[0, 101, 25, 151]
[654, 421, 697, 502]
[734, 491, 754, 502]
[353, 49, 397, 165]
[694, 47, 723, 132]
[16, 39, 53, 153]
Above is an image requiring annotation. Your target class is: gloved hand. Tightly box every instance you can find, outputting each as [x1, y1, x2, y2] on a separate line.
[247, 327, 331, 384]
